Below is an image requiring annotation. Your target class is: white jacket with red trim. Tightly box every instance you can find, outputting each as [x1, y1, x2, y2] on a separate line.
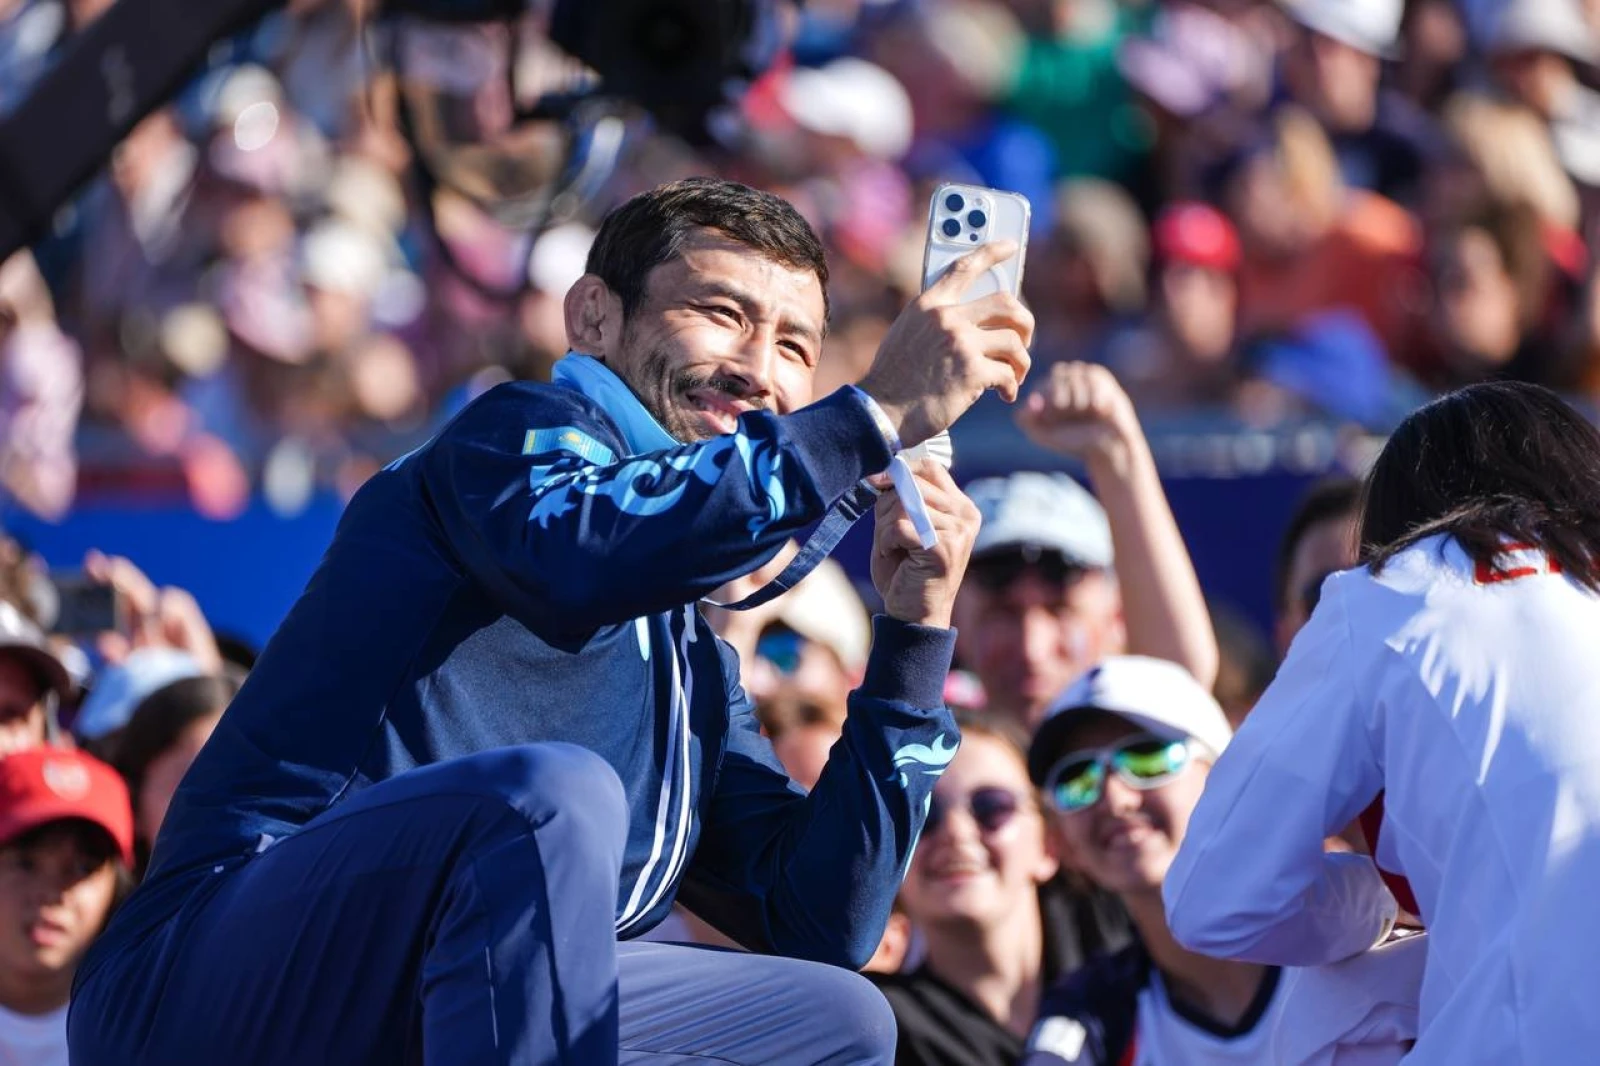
[1165, 534, 1600, 1065]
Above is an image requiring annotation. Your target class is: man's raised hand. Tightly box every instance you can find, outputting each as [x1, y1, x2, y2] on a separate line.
[857, 241, 1033, 449]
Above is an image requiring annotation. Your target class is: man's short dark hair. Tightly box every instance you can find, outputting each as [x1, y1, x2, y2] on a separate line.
[584, 177, 830, 323]
[1273, 476, 1362, 612]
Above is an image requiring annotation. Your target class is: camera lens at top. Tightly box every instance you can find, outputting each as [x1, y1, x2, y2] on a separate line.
[944, 192, 965, 212]
[967, 210, 987, 229]
[941, 218, 962, 239]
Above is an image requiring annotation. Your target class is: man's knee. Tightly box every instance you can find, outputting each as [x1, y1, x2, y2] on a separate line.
[446, 742, 626, 822]
[801, 964, 897, 1063]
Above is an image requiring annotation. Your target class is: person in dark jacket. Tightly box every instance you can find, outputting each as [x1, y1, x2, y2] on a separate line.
[68, 177, 1035, 1066]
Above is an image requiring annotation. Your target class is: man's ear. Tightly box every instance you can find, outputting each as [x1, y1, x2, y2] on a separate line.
[564, 274, 624, 358]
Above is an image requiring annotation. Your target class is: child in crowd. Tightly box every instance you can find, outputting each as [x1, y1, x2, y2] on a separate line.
[0, 748, 134, 1066]
[873, 713, 1126, 1066]
[1022, 656, 1283, 1064]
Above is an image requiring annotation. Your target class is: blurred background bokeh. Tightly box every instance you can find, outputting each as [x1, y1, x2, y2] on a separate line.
[3, 0, 1598, 650]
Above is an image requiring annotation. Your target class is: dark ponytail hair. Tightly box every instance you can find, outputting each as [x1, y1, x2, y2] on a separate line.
[1359, 381, 1600, 589]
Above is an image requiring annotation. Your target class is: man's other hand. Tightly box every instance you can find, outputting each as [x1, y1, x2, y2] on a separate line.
[870, 461, 980, 629]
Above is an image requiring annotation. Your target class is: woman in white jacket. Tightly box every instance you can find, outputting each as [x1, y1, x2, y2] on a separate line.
[1164, 380, 1600, 1065]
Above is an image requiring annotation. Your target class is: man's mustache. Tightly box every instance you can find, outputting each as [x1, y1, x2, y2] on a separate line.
[670, 370, 769, 410]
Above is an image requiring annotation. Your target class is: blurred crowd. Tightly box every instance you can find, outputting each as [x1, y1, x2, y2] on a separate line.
[1, 0, 1598, 1060]
[3, 0, 1600, 523]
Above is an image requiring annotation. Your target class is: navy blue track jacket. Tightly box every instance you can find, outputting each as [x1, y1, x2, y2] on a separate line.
[100, 355, 960, 970]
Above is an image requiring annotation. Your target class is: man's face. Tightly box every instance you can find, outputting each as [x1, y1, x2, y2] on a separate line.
[1276, 512, 1358, 657]
[1289, 28, 1380, 131]
[0, 824, 119, 993]
[954, 552, 1123, 732]
[899, 733, 1056, 931]
[0, 657, 47, 757]
[1047, 715, 1211, 898]
[1434, 227, 1522, 368]
[599, 230, 826, 442]
[1161, 263, 1236, 363]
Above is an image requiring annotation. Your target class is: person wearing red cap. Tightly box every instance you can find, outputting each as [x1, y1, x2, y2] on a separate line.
[1099, 203, 1244, 414]
[0, 748, 133, 1066]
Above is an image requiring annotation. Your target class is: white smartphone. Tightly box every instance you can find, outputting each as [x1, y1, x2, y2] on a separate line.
[892, 184, 1030, 546]
[900, 183, 1031, 477]
[920, 182, 1032, 300]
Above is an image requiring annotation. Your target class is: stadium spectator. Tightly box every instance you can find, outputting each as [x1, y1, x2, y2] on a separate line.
[1023, 656, 1283, 1064]
[1227, 108, 1426, 362]
[872, 713, 1125, 1066]
[1272, 476, 1361, 659]
[99, 673, 241, 877]
[1277, 0, 1445, 208]
[0, 601, 71, 754]
[0, 747, 133, 1066]
[1099, 202, 1243, 414]
[954, 363, 1217, 732]
[1486, 0, 1600, 195]
[1026, 180, 1149, 371]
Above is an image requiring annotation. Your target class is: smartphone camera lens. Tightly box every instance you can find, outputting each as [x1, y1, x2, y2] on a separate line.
[944, 192, 965, 212]
[967, 210, 987, 229]
[941, 218, 962, 238]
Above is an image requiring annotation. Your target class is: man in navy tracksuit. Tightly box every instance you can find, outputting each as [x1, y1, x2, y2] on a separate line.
[68, 178, 1034, 1064]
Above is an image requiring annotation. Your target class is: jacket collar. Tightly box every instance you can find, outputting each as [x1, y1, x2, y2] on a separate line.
[552, 352, 678, 456]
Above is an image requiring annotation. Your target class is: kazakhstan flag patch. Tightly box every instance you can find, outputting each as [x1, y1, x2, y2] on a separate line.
[523, 427, 616, 466]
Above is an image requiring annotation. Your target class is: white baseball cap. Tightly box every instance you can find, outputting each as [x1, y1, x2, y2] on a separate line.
[773, 557, 871, 674]
[1028, 655, 1232, 783]
[1490, 0, 1599, 62]
[779, 58, 914, 162]
[1282, 0, 1403, 57]
[965, 471, 1114, 570]
[0, 600, 71, 701]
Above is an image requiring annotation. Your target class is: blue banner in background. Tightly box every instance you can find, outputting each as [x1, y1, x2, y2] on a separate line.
[9, 495, 344, 652]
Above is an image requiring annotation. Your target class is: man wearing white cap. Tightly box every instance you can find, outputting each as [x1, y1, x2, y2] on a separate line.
[0, 601, 72, 755]
[1488, 0, 1600, 190]
[954, 362, 1217, 733]
[1021, 655, 1286, 1064]
[1278, 0, 1446, 206]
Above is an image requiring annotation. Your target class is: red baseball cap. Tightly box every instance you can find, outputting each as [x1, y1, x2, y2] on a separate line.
[1153, 202, 1241, 273]
[0, 748, 134, 867]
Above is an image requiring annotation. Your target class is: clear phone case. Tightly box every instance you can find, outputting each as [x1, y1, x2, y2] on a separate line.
[903, 184, 1031, 472]
[920, 183, 1031, 299]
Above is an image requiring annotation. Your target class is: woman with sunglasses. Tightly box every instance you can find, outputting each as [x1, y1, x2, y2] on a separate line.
[1166, 381, 1600, 1065]
[1019, 655, 1284, 1064]
[872, 714, 1125, 1066]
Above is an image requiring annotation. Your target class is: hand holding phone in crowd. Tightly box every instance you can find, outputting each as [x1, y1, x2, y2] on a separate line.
[63, 551, 223, 673]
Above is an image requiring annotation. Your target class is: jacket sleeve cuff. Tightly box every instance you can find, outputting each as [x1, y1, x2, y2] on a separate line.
[845, 385, 902, 455]
[782, 387, 896, 499]
[858, 615, 957, 709]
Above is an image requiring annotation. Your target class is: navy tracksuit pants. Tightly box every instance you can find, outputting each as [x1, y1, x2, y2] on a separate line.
[67, 744, 897, 1064]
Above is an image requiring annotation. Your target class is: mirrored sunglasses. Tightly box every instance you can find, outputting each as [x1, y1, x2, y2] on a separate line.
[1043, 734, 1193, 814]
